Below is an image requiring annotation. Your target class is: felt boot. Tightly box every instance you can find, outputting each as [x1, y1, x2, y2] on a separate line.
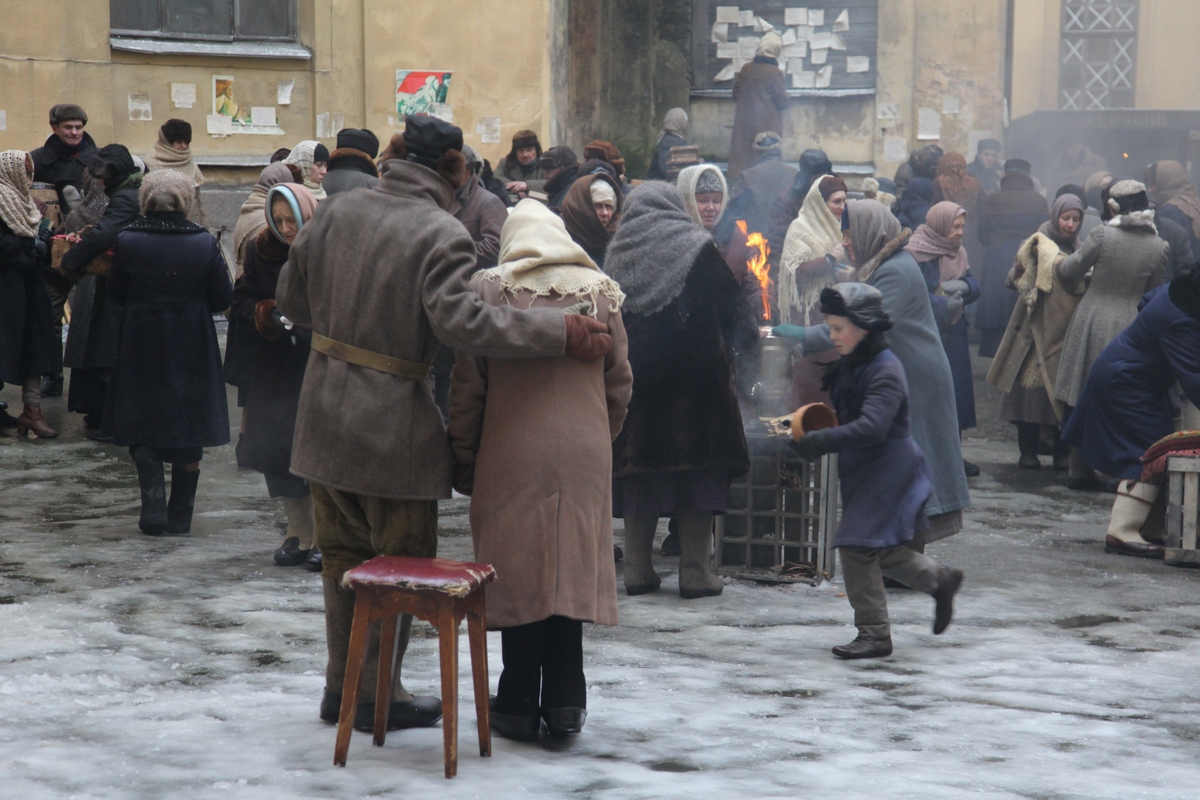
[1104, 481, 1164, 558]
[135, 460, 167, 535]
[165, 466, 200, 534]
[1016, 422, 1041, 469]
[677, 510, 723, 599]
[622, 515, 661, 595]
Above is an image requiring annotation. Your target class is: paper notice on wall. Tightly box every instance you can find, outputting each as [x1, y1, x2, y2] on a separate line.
[715, 6, 740, 24]
[738, 9, 755, 26]
[476, 116, 501, 143]
[942, 96, 960, 114]
[332, 111, 346, 132]
[171, 83, 196, 109]
[834, 9, 850, 32]
[918, 107, 942, 140]
[738, 36, 760, 59]
[877, 102, 899, 120]
[810, 48, 828, 65]
[250, 106, 277, 127]
[711, 22, 729, 43]
[206, 113, 233, 136]
[784, 8, 808, 26]
[277, 80, 295, 105]
[714, 63, 737, 82]
[127, 93, 152, 121]
[831, 34, 847, 51]
[847, 56, 870, 74]
[0, 110, 6, 131]
[781, 28, 798, 45]
[796, 25, 812, 41]
[814, 65, 832, 89]
[808, 9, 825, 26]
[716, 42, 738, 59]
[786, 57, 808, 74]
[315, 112, 332, 139]
[793, 71, 816, 89]
[810, 31, 834, 50]
[885, 137, 909, 163]
[754, 16, 774, 32]
[782, 42, 807, 58]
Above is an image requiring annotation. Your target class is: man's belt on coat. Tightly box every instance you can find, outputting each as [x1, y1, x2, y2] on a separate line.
[309, 331, 431, 380]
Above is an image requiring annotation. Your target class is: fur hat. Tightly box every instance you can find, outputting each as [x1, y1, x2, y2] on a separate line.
[379, 126, 468, 191]
[583, 140, 625, 176]
[753, 130, 783, 154]
[1107, 179, 1150, 215]
[139, 169, 194, 215]
[1004, 158, 1032, 174]
[540, 145, 578, 171]
[88, 144, 137, 190]
[270, 148, 291, 163]
[400, 115, 463, 167]
[49, 103, 87, 126]
[818, 175, 848, 201]
[819, 283, 892, 332]
[335, 128, 379, 159]
[511, 129, 541, 152]
[977, 138, 1002, 154]
[160, 118, 192, 145]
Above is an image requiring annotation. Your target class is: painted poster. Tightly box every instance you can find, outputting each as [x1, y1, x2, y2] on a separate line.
[395, 70, 452, 117]
[212, 75, 284, 135]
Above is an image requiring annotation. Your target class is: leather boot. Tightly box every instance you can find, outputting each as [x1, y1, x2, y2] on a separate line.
[622, 516, 661, 595]
[1016, 422, 1040, 469]
[932, 566, 964, 634]
[1104, 481, 1164, 559]
[832, 634, 893, 659]
[165, 466, 200, 534]
[677, 510, 724, 599]
[135, 460, 167, 535]
[16, 405, 58, 439]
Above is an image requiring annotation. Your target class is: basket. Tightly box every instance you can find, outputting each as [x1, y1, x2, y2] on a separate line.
[51, 234, 112, 277]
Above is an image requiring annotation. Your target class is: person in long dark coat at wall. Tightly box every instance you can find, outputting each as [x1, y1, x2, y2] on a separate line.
[0, 150, 58, 437]
[976, 169, 1048, 357]
[894, 177, 934, 230]
[604, 182, 758, 599]
[790, 283, 964, 659]
[727, 32, 788, 180]
[232, 183, 318, 566]
[106, 170, 233, 535]
[59, 145, 144, 440]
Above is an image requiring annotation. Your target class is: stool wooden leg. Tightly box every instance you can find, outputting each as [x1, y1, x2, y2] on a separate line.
[466, 592, 491, 758]
[334, 591, 373, 767]
[373, 612, 399, 747]
[438, 604, 459, 779]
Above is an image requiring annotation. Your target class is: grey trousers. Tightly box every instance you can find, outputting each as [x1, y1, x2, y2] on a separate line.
[839, 544, 941, 639]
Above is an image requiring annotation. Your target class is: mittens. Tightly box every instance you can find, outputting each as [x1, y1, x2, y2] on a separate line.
[564, 314, 612, 361]
[254, 299, 284, 340]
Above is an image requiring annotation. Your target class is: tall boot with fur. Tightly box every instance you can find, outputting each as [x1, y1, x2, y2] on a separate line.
[1104, 480, 1164, 558]
[677, 510, 724, 599]
[165, 465, 200, 534]
[135, 460, 168, 535]
[622, 516, 661, 595]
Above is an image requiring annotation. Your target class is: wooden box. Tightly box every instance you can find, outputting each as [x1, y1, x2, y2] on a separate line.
[1164, 456, 1200, 567]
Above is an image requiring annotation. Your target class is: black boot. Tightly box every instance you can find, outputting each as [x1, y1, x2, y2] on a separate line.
[40, 372, 63, 398]
[136, 461, 168, 535]
[832, 634, 893, 659]
[165, 466, 200, 534]
[1016, 423, 1041, 469]
[932, 566, 964, 634]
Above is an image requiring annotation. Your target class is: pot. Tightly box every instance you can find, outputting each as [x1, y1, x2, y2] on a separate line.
[790, 403, 837, 440]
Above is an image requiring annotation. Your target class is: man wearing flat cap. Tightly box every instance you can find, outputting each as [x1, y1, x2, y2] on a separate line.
[277, 114, 613, 733]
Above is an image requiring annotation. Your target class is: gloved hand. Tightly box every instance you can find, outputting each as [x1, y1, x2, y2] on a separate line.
[789, 429, 830, 462]
[452, 463, 475, 496]
[940, 279, 970, 297]
[33, 238, 48, 258]
[945, 293, 964, 325]
[771, 324, 807, 342]
[254, 299, 285, 340]
[564, 314, 611, 361]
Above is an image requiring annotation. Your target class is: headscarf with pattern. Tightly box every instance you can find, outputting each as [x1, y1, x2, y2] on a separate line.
[0, 150, 43, 238]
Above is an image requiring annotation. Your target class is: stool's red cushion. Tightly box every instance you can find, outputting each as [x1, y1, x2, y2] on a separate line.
[342, 556, 496, 597]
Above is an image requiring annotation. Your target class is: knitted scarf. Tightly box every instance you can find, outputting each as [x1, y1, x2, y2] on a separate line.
[283, 141, 327, 200]
[778, 178, 843, 325]
[144, 128, 204, 187]
[604, 182, 712, 317]
[905, 201, 969, 282]
[0, 150, 44, 238]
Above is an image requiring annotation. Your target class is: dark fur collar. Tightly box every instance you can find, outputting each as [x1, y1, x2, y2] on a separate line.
[1169, 273, 1200, 325]
[328, 148, 379, 178]
[855, 230, 912, 283]
[255, 227, 290, 262]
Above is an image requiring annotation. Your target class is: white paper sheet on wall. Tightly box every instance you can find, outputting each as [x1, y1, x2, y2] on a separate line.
[206, 114, 232, 136]
[918, 107, 942, 140]
[814, 65, 832, 88]
[716, 42, 739, 59]
[738, 9, 755, 27]
[784, 8, 808, 26]
[877, 102, 900, 120]
[315, 112, 332, 139]
[808, 9, 824, 26]
[885, 137, 909, 162]
[171, 83, 196, 109]
[810, 31, 834, 50]
[810, 48, 828, 65]
[477, 116, 501, 143]
[128, 93, 152, 121]
[755, 16, 775, 32]
[781, 28, 797, 45]
[332, 111, 346, 132]
[942, 96, 960, 114]
[782, 42, 807, 58]
[0, 110, 6, 131]
[834, 9, 850, 32]
[712, 22, 728, 43]
[831, 34, 847, 51]
[795, 25, 812, 41]
[786, 57, 808, 74]
[738, 36, 760, 59]
[847, 56, 870, 73]
[714, 64, 737, 82]
[715, 6, 740, 24]
[793, 71, 816, 89]
[277, 80, 295, 105]
[251, 106, 276, 127]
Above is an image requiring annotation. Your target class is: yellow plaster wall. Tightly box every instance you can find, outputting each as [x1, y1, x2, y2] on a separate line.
[1134, 0, 1200, 109]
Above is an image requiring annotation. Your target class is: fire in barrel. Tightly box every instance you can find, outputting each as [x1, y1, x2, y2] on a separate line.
[736, 219, 773, 322]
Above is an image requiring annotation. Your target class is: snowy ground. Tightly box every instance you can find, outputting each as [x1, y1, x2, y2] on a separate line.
[2, 356, 1200, 799]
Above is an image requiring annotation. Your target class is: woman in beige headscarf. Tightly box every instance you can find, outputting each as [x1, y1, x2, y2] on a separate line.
[728, 31, 788, 179]
[448, 199, 631, 741]
[143, 119, 206, 224]
[283, 140, 329, 200]
[648, 108, 690, 181]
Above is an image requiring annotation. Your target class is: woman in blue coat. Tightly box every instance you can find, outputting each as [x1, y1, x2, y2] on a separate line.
[1062, 268, 1200, 559]
[791, 284, 965, 659]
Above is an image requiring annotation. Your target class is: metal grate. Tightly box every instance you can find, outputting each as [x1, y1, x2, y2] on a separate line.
[715, 432, 838, 583]
[1060, 0, 1138, 110]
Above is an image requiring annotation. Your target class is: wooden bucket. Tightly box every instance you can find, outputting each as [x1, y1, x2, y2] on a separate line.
[30, 182, 61, 227]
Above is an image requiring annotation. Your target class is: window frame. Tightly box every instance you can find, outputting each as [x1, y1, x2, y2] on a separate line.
[110, 0, 298, 44]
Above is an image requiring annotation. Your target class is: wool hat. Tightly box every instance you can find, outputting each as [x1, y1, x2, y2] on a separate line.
[270, 148, 291, 163]
[1004, 158, 1032, 174]
[312, 143, 330, 163]
[335, 128, 379, 159]
[754, 130, 783, 153]
[589, 178, 617, 207]
[583, 140, 625, 176]
[819, 282, 892, 332]
[694, 168, 725, 195]
[402, 115, 463, 170]
[818, 175, 848, 201]
[1107, 179, 1150, 215]
[977, 138, 1002, 154]
[139, 169, 194, 215]
[49, 103, 88, 126]
[160, 119, 192, 145]
[512, 129, 541, 152]
[88, 144, 137, 189]
[540, 145, 579, 171]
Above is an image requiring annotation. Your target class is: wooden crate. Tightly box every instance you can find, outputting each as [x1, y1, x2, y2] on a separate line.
[1164, 456, 1200, 567]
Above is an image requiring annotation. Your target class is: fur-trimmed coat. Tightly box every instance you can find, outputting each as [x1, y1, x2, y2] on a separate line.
[802, 232, 970, 521]
[612, 241, 757, 479]
[322, 148, 379, 195]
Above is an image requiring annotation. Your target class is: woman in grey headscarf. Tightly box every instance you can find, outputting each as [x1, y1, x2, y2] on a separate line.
[647, 108, 689, 181]
[774, 200, 971, 546]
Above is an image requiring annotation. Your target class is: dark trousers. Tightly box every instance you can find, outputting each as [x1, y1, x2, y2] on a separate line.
[495, 616, 586, 716]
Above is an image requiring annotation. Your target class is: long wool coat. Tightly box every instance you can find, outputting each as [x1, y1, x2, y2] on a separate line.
[916, 259, 980, 430]
[0, 219, 56, 386]
[1063, 283, 1200, 479]
[1054, 221, 1168, 407]
[277, 160, 569, 500]
[803, 238, 971, 521]
[976, 174, 1047, 357]
[448, 280, 632, 629]
[106, 214, 233, 449]
[728, 59, 788, 179]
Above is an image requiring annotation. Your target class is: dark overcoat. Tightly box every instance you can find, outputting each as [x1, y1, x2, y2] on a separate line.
[728, 58, 788, 179]
[976, 174, 1047, 357]
[0, 219, 56, 385]
[106, 214, 233, 449]
[917, 259, 980, 430]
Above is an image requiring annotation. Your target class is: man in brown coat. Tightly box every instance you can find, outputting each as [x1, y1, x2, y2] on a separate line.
[728, 32, 788, 179]
[276, 115, 612, 732]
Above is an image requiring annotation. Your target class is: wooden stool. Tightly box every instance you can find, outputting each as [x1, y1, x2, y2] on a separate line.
[333, 555, 496, 778]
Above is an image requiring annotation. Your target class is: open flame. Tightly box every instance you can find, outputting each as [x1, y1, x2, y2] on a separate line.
[737, 220, 773, 320]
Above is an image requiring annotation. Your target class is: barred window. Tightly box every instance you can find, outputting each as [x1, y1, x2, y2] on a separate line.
[111, 0, 296, 42]
[1060, 0, 1138, 109]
